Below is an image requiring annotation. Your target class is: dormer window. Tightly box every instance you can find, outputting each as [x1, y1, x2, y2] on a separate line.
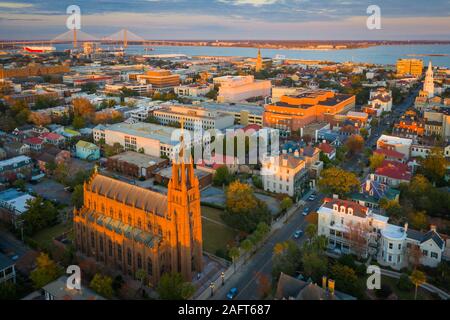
[348, 208, 354, 215]
[340, 206, 346, 213]
[333, 204, 339, 211]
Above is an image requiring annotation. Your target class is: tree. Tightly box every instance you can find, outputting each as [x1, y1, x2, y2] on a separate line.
[0, 281, 17, 300]
[410, 269, 426, 300]
[345, 134, 364, 156]
[72, 97, 95, 121]
[420, 148, 448, 185]
[369, 153, 385, 171]
[301, 250, 328, 282]
[135, 269, 147, 297]
[305, 224, 317, 241]
[223, 181, 271, 233]
[330, 263, 363, 298]
[347, 222, 370, 259]
[318, 167, 360, 198]
[280, 197, 293, 212]
[397, 273, 414, 292]
[90, 273, 114, 299]
[252, 175, 263, 189]
[71, 184, 84, 209]
[272, 240, 302, 279]
[104, 142, 124, 157]
[72, 115, 85, 129]
[409, 211, 428, 230]
[29, 112, 52, 126]
[408, 244, 423, 270]
[228, 247, 240, 271]
[213, 165, 232, 186]
[241, 239, 253, 262]
[22, 197, 59, 235]
[256, 272, 271, 299]
[30, 253, 62, 289]
[360, 128, 369, 140]
[379, 198, 402, 219]
[370, 118, 379, 128]
[157, 272, 195, 300]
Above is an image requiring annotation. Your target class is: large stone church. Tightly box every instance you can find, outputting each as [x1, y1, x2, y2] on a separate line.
[73, 142, 203, 286]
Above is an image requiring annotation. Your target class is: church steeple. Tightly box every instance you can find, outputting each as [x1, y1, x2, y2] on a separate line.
[424, 60, 434, 98]
[167, 119, 203, 280]
[256, 48, 263, 72]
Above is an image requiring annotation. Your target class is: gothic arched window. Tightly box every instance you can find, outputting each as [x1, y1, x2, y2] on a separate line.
[127, 248, 132, 266]
[137, 253, 142, 269]
[147, 258, 153, 276]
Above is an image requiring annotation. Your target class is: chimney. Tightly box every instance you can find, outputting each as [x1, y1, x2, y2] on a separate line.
[333, 194, 339, 199]
[328, 279, 335, 296]
[294, 150, 300, 158]
[322, 276, 327, 290]
[430, 225, 437, 232]
[404, 222, 408, 232]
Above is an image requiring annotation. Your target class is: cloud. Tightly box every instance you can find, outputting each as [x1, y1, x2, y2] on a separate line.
[217, 0, 281, 6]
[0, 1, 33, 8]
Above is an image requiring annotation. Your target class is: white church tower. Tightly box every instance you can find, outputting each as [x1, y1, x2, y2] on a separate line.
[423, 61, 435, 98]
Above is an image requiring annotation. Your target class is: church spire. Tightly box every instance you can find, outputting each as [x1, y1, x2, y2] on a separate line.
[256, 48, 263, 72]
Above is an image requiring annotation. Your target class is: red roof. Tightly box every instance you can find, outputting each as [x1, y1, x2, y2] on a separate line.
[318, 142, 335, 155]
[375, 160, 412, 181]
[243, 124, 262, 132]
[24, 137, 44, 145]
[41, 132, 63, 141]
[374, 148, 405, 159]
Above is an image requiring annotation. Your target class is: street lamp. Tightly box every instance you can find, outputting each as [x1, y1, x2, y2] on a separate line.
[221, 272, 225, 286]
[209, 282, 215, 297]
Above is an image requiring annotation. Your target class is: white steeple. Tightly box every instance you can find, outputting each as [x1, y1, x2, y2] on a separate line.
[423, 61, 434, 98]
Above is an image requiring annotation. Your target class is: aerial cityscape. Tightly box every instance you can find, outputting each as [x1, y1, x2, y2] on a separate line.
[0, 0, 449, 312]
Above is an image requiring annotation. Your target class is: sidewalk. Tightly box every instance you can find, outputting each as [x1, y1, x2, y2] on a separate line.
[194, 190, 312, 300]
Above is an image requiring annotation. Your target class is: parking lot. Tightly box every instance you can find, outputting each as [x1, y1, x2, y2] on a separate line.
[27, 179, 71, 205]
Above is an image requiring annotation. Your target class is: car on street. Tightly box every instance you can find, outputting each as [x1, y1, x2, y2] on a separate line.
[227, 287, 238, 300]
[302, 208, 310, 216]
[307, 194, 316, 201]
[293, 230, 303, 239]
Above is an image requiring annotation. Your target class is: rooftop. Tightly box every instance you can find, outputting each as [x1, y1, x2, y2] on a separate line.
[108, 151, 166, 168]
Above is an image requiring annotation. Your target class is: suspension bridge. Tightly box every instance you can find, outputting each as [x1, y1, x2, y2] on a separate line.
[0, 28, 150, 49]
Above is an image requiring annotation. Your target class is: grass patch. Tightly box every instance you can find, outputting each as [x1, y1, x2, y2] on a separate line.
[31, 222, 72, 249]
[201, 206, 238, 256]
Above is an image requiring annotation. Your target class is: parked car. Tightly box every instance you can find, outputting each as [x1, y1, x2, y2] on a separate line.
[227, 287, 238, 300]
[302, 208, 310, 216]
[308, 194, 316, 201]
[293, 230, 303, 239]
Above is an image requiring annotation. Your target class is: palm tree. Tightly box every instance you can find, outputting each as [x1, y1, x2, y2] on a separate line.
[241, 239, 253, 263]
[410, 269, 426, 300]
[228, 247, 240, 271]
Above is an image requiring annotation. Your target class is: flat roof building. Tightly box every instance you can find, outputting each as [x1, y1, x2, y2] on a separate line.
[264, 90, 355, 134]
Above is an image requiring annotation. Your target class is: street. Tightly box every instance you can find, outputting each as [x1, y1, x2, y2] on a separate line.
[210, 192, 324, 300]
[208, 88, 420, 301]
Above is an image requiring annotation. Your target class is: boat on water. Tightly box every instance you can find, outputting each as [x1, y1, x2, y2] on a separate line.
[23, 46, 56, 53]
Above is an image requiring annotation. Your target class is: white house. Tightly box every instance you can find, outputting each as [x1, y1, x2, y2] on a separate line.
[261, 154, 309, 198]
[317, 198, 445, 270]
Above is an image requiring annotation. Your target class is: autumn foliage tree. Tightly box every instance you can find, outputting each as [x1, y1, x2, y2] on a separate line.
[345, 134, 364, 156]
[72, 98, 95, 122]
[318, 167, 360, 198]
[30, 253, 62, 289]
[419, 148, 448, 185]
[369, 153, 385, 171]
[223, 181, 271, 233]
[29, 112, 52, 126]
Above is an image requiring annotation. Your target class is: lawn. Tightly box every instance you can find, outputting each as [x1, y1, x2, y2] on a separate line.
[201, 206, 239, 256]
[380, 275, 438, 300]
[31, 222, 73, 249]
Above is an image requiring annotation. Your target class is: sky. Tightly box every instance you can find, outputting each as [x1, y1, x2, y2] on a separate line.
[0, 0, 450, 40]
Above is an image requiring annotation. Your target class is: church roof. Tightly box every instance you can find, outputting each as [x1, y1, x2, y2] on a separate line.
[87, 174, 167, 216]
